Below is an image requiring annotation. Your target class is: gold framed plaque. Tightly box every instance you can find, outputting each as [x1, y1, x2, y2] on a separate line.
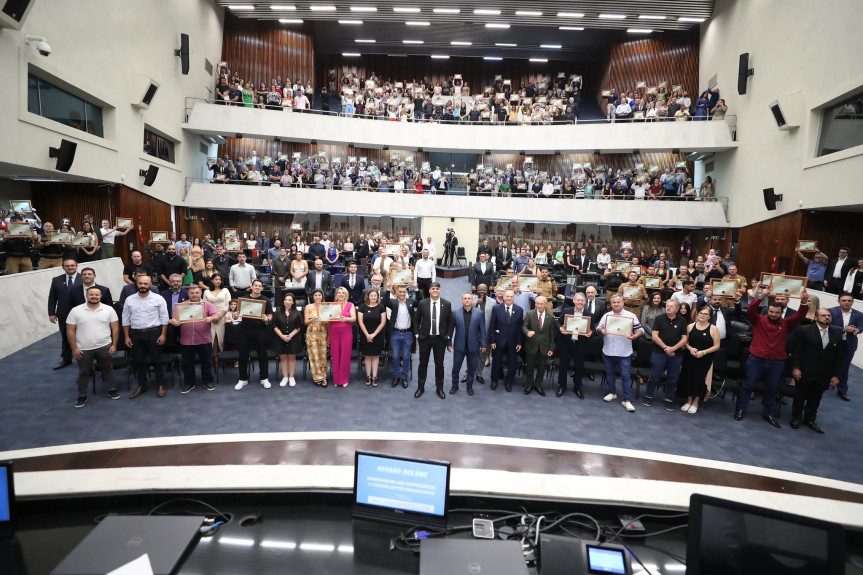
[72, 234, 94, 247]
[621, 285, 642, 299]
[116, 217, 133, 229]
[223, 228, 238, 239]
[605, 315, 634, 337]
[290, 223, 303, 231]
[563, 315, 591, 336]
[176, 301, 205, 323]
[399, 234, 413, 245]
[710, 280, 738, 298]
[238, 298, 266, 319]
[390, 267, 413, 285]
[50, 231, 72, 244]
[643, 277, 662, 289]
[797, 240, 817, 252]
[224, 239, 243, 252]
[373, 231, 384, 239]
[615, 261, 631, 273]
[6, 222, 32, 237]
[760, 273, 773, 287]
[150, 231, 169, 243]
[10, 200, 32, 213]
[385, 243, 403, 256]
[518, 276, 539, 291]
[497, 276, 514, 289]
[318, 302, 344, 321]
[769, 275, 808, 299]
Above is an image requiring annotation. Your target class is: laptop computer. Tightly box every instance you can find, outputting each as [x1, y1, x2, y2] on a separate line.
[51, 515, 204, 575]
[0, 461, 27, 575]
[420, 538, 529, 575]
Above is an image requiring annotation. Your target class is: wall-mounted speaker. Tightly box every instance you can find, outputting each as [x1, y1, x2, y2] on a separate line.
[763, 187, 782, 211]
[48, 139, 77, 172]
[0, 0, 35, 29]
[140, 164, 159, 187]
[737, 52, 754, 96]
[768, 91, 803, 130]
[175, 33, 189, 75]
[132, 76, 160, 110]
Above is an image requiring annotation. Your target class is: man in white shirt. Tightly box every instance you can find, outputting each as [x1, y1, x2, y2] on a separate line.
[320, 233, 331, 251]
[67, 287, 120, 407]
[99, 219, 130, 259]
[670, 280, 698, 317]
[413, 249, 436, 300]
[596, 294, 644, 412]
[229, 253, 257, 299]
[425, 237, 436, 262]
[596, 247, 611, 270]
[393, 178, 405, 193]
[122, 275, 170, 399]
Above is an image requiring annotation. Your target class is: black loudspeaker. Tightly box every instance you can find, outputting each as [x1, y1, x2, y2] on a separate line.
[175, 33, 189, 75]
[48, 139, 77, 172]
[139, 165, 159, 187]
[769, 103, 787, 128]
[738, 53, 754, 95]
[763, 188, 782, 211]
[2, 0, 32, 22]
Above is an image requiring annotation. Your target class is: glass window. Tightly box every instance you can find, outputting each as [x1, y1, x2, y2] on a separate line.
[816, 89, 863, 157]
[27, 74, 40, 115]
[144, 128, 175, 163]
[27, 74, 103, 138]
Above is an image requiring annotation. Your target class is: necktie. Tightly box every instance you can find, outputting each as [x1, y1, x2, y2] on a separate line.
[821, 328, 829, 349]
[67, 276, 73, 289]
[507, 306, 511, 318]
[538, 313, 543, 331]
[589, 300, 594, 315]
[350, 275, 355, 288]
[431, 301, 438, 335]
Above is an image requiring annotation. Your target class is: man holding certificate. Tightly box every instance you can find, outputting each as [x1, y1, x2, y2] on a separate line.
[235, 280, 273, 391]
[596, 294, 644, 412]
[170, 285, 220, 393]
[555, 293, 592, 399]
[521, 296, 555, 396]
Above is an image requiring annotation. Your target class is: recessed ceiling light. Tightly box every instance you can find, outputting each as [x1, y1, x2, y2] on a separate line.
[627, 28, 653, 33]
[434, 8, 460, 13]
[559, 26, 584, 30]
[309, 4, 336, 11]
[485, 23, 510, 29]
[228, 5, 254, 10]
[495, 42, 516, 47]
[557, 12, 584, 18]
[540, 44, 562, 49]
[639, 15, 666, 19]
[483, 56, 502, 61]
[474, 9, 500, 15]
[342, 52, 361, 56]
[515, 10, 542, 16]
[403, 39, 424, 43]
[678, 16, 706, 22]
[599, 13, 627, 19]
[450, 41, 472, 45]
[405, 21, 429, 26]
[393, 6, 420, 12]
[350, 6, 377, 11]
[355, 39, 376, 43]
[279, 18, 303, 23]
[431, 55, 450, 59]
[270, 5, 296, 10]
[529, 58, 548, 62]
[338, 19, 362, 24]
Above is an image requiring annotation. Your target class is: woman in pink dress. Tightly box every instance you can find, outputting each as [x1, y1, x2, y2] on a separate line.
[329, 286, 357, 387]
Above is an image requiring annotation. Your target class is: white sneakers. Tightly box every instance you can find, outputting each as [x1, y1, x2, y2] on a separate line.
[279, 377, 289, 387]
[289, 377, 296, 387]
[603, 393, 617, 402]
[234, 380, 248, 390]
[261, 379, 271, 389]
[622, 401, 635, 412]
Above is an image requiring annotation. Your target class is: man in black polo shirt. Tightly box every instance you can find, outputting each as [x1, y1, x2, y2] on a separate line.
[123, 251, 152, 285]
[234, 280, 273, 391]
[211, 244, 237, 281]
[643, 299, 690, 411]
[157, 244, 188, 287]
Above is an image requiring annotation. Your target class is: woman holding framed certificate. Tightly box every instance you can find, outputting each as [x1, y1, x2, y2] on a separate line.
[679, 306, 721, 414]
[273, 293, 303, 388]
[75, 221, 100, 263]
[304, 289, 329, 386]
[330, 286, 357, 387]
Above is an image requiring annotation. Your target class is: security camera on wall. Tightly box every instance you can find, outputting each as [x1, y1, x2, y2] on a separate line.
[24, 34, 51, 56]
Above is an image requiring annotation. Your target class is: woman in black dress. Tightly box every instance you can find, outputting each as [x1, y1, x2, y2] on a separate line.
[358, 288, 386, 387]
[273, 293, 303, 388]
[680, 306, 721, 414]
[844, 258, 863, 300]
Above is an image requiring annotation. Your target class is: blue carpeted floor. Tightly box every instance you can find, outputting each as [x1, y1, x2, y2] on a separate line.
[1, 276, 861, 486]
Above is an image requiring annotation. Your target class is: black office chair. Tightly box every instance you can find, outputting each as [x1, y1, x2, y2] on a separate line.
[455, 246, 467, 266]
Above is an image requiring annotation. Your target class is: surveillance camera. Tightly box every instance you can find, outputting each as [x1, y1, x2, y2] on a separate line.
[120, 175, 126, 183]
[37, 41, 52, 56]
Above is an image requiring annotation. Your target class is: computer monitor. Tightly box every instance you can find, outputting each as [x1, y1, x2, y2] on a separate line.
[686, 493, 845, 575]
[352, 451, 450, 530]
[0, 461, 14, 538]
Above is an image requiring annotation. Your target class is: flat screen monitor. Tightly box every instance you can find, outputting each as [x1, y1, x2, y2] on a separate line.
[0, 461, 14, 538]
[352, 451, 450, 529]
[686, 493, 845, 575]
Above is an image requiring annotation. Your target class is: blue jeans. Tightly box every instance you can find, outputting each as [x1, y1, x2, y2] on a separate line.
[645, 351, 683, 401]
[737, 355, 785, 416]
[390, 331, 413, 380]
[603, 353, 632, 401]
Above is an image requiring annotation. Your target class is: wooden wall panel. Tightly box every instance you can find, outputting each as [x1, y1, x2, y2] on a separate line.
[797, 211, 863, 272]
[221, 15, 315, 88]
[596, 32, 700, 108]
[736, 212, 803, 282]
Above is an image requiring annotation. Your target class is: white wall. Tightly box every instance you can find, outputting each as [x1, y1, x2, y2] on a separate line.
[699, 0, 863, 227]
[422, 217, 479, 266]
[0, 0, 224, 206]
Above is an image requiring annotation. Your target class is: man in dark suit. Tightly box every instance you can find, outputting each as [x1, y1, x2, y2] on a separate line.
[476, 239, 494, 261]
[828, 294, 863, 401]
[387, 284, 418, 388]
[413, 282, 453, 399]
[449, 292, 487, 396]
[472, 252, 495, 293]
[160, 274, 190, 317]
[306, 257, 334, 301]
[338, 261, 366, 307]
[824, 247, 854, 295]
[584, 285, 606, 320]
[496, 242, 512, 273]
[69, 267, 114, 308]
[574, 248, 591, 274]
[555, 293, 593, 399]
[697, 291, 742, 345]
[521, 296, 555, 396]
[488, 288, 524, 392]
[256, 231, 270, 255]
[48, 258, 82, 370]
[790, 309, 844, 432]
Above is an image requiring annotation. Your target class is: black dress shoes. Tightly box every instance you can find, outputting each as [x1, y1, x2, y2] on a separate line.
[838, 391, 850, 401]
[790, 419, 801, 430]
[414, 387, 424, 399]
[555, 387, 565, 398]
[805, 420, 824, 434]
[475, 375, 485, 384]
[524, 386, 532, 395]
[460, 375, 467, 383]
[535, 386, 546, 397]
[505, 384, 512, 392]
[391, 378, 400, 388]
[436, 388, 446, 399]
[734, 409, 744, 421]
[402, 378, 409, 388]
[449, 385, 459, 394]
[490, 381, 498, 391]
[53, 359, 72, 370]
[587, 373, 595, 381]
[763, 414, 781, 429]
[467, 385, 474, 396]
[575, 389, 584, 400]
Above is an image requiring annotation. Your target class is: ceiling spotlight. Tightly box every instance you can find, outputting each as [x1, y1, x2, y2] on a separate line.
[519, 150, 526, 156]
[627, 28, 653, 33]
[382, 145, 389, 150]
[485, 23, 510, 29]
[338, 19, 363, 24]
[594, 149, 601, 155]
[632, 149, 640, 154]
[451, 41, 472, 45]
[678, 16, 706, 22]
[279, 18, 303, 23]
[274, 136, 281, 142]
[348, 143, 355, 148]
[554, 150, 561, 155]
[484, 150, 491, 155]
[559, 26, 584, 30]
[417, 147, 423, 152]
[672, 148, 680, 154]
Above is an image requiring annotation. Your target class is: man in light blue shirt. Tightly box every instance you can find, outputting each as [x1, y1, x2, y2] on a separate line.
[795, 248, 828, 284]
[122, 275, 170, 399]
[513, 248, 530, 275]
[596, 294, 644, 412]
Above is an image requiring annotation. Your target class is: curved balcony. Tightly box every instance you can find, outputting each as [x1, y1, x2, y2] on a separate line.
[183, 100, 738, 155]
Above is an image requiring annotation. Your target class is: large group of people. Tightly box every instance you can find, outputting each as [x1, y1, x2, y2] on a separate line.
[604, 86, 727, 122]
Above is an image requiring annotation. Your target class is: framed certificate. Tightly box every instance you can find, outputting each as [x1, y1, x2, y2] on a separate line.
[10, 200, 32, 212]
[214, 173, 227, 182]
[615, 261, 631, 273]
[672, 84, 683, 93]
[72, 234, 94, 247]
[675, 279, 684, 291]
[605, 315, 634, 337]
[224, 238, 243, 252]
[176, 301, 205, 323]
[760, 273, 773, 286]
[518, 276, 539, 291]
[385, 243, 403, 256]
[399, 235, 413, 245]
[647, 86, 658, 95]
[628, 266, 643, 276]
[373, 231, 384, 239]
[50, 231, 72, 244]
[318, 302, 344, 321]
[150, 231, 169, 243]
[7, 222, 32, 237]
[658, 81, 668, 89]
[769, 275, 808, 298]
[116, 217, 133, 229]
[563, 315, 591, 336]
[497, 277, 514, 289]
[390, 267, 413, 285]
[601, 90, 611, 97]
[223, 228, 239, 239]
[643, 277, 662, 289]
[711, 280, 738, 297]
[636, 80, 647, 89]
[621, 285, 642, 299]
[238, 298, 266, 319]
[797, 240, 817, 251]
[620, 241, 633, 250]
[290, 223, 303, 231]
[421, 178, 430, 186]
